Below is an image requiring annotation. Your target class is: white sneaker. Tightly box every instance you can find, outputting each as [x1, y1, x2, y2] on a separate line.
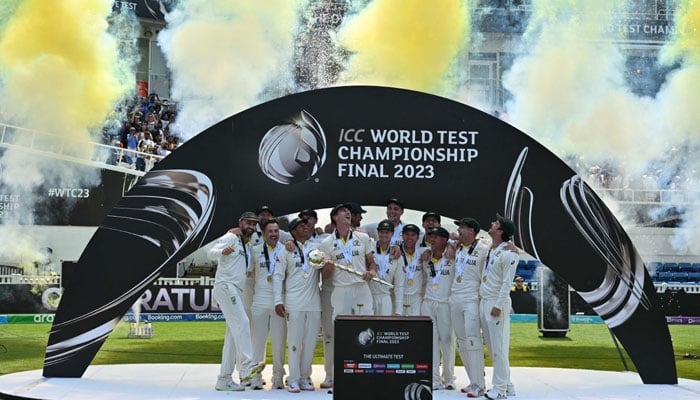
[432, 381, 445, 390]
[320, 378, 333, 388]
[214, 380, 245, 392]
[507, 384, 516, 396]
[485, 388, 507, 399]
[300, 380, 315, 391]
[241, 362, 265, 381]
[288, 381, 301, 393]
[461, 384, 485, 398]
[445, 380, 456, 390]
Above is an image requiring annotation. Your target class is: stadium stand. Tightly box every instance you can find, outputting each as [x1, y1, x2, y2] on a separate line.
[678, 262, 692, 272]
[661, 262, 678, 272]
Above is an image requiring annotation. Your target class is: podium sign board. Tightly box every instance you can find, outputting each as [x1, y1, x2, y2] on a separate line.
[334, 315, 433, 400]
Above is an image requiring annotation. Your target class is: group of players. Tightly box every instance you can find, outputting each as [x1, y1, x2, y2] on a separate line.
[208, 198, 519, 400]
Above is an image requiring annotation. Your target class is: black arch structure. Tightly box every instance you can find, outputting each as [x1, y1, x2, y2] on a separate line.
[43, 86, 676, 383]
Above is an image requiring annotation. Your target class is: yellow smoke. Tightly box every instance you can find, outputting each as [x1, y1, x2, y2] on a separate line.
[662, 0, 700, 64]
[0, 0, 127, 147]
[338, 0, 470, 95]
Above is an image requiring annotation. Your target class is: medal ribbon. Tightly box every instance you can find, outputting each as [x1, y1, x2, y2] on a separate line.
[455, 239, 479, 278]
[390, 223, 403, 246]
[404, 249, 418, 280]
[294, 240, 309, 273]
[431, 257, 447, 286]
[263, 243, 280, 278]
[483, 241, 507, 281]
[376, 242, 390, 279]
[335, 230, 354, 265]
[241, 237, 251, 270]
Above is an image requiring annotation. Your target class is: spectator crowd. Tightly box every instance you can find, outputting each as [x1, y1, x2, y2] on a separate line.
[101, 93, 181, 171]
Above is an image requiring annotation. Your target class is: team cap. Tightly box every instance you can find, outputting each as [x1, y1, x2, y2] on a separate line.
[454, 217, 480, 233]
[288, 217, 308, 231]
[402, 224, 421, 234]
[426, 227, 450, 238]
[496, 213, 516, 237]
[377, 219, 395, 231]
[422, 211, 441, 223]
[239, 211, 259, 222]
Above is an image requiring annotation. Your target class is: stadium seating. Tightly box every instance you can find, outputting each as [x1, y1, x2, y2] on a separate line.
[686, 272, 700, 283]
[671, 272, 688, 282]
[691, 263, 700, 272]
[678, 263, 692, 272]
[655, 271, 672, 282]
[661, 262, 679, 272]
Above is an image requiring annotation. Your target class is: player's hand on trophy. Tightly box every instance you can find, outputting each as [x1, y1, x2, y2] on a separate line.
[321, 260, 334, 279]
[362, 269, 376, 282]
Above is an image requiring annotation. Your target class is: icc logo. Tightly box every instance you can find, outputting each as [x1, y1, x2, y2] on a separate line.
[258, 110, 327, 184]
[357, 328, 375, 347]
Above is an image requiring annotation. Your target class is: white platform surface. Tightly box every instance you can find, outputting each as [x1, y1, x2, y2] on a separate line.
[1, 364, 698, 400]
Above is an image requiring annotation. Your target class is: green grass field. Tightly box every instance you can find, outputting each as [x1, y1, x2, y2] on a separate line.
[1, 321, 697, 380]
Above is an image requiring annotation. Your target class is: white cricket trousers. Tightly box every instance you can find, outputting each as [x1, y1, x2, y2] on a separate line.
[450, 299, 485, 390]
[421, 298, 455, 384]
[320, 284, 334, 381]
[213, 282, 256, 382]
[286, 310, 321, 384]
[251, 305, 287, 380]
[480, 297, 511, 395]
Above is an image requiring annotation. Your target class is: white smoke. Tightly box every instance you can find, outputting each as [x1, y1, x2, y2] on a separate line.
[502, 0, 700, 254]
[157, 0, 307, 140]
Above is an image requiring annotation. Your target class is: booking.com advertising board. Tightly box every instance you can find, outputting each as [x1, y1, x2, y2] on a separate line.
[43, 86, 676, 384]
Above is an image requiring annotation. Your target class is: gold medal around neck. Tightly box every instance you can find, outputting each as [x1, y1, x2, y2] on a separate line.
[456, 276, 462, 283]
[482, 276, 487, 283]
[347, 263, 353, 270]
[432, 283, 439, 291]
[407, 279, 414, 286]
[267, 275, 273, 283]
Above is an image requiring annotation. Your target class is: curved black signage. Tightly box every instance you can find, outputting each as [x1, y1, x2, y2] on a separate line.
[44, 86, 676, 384]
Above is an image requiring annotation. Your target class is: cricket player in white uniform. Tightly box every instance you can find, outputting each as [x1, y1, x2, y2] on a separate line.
[249, 219, 287, 390]
[319, 203, 377, 389]
[298, 208, 333, 388]
[385, 198, 405, 247]
[371, 220, 405, 315]
[481, 214, 519, 400]
[420, 227, 456, 390]
[399, 224, 428, 316]
[320, 203, 377, 317]
[274, 217, 323, 393]
[319, 259, 334, 389]
[450, 217, 489, 398]
[417, 211, 441, 249]
[209, 211, 265, 391]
